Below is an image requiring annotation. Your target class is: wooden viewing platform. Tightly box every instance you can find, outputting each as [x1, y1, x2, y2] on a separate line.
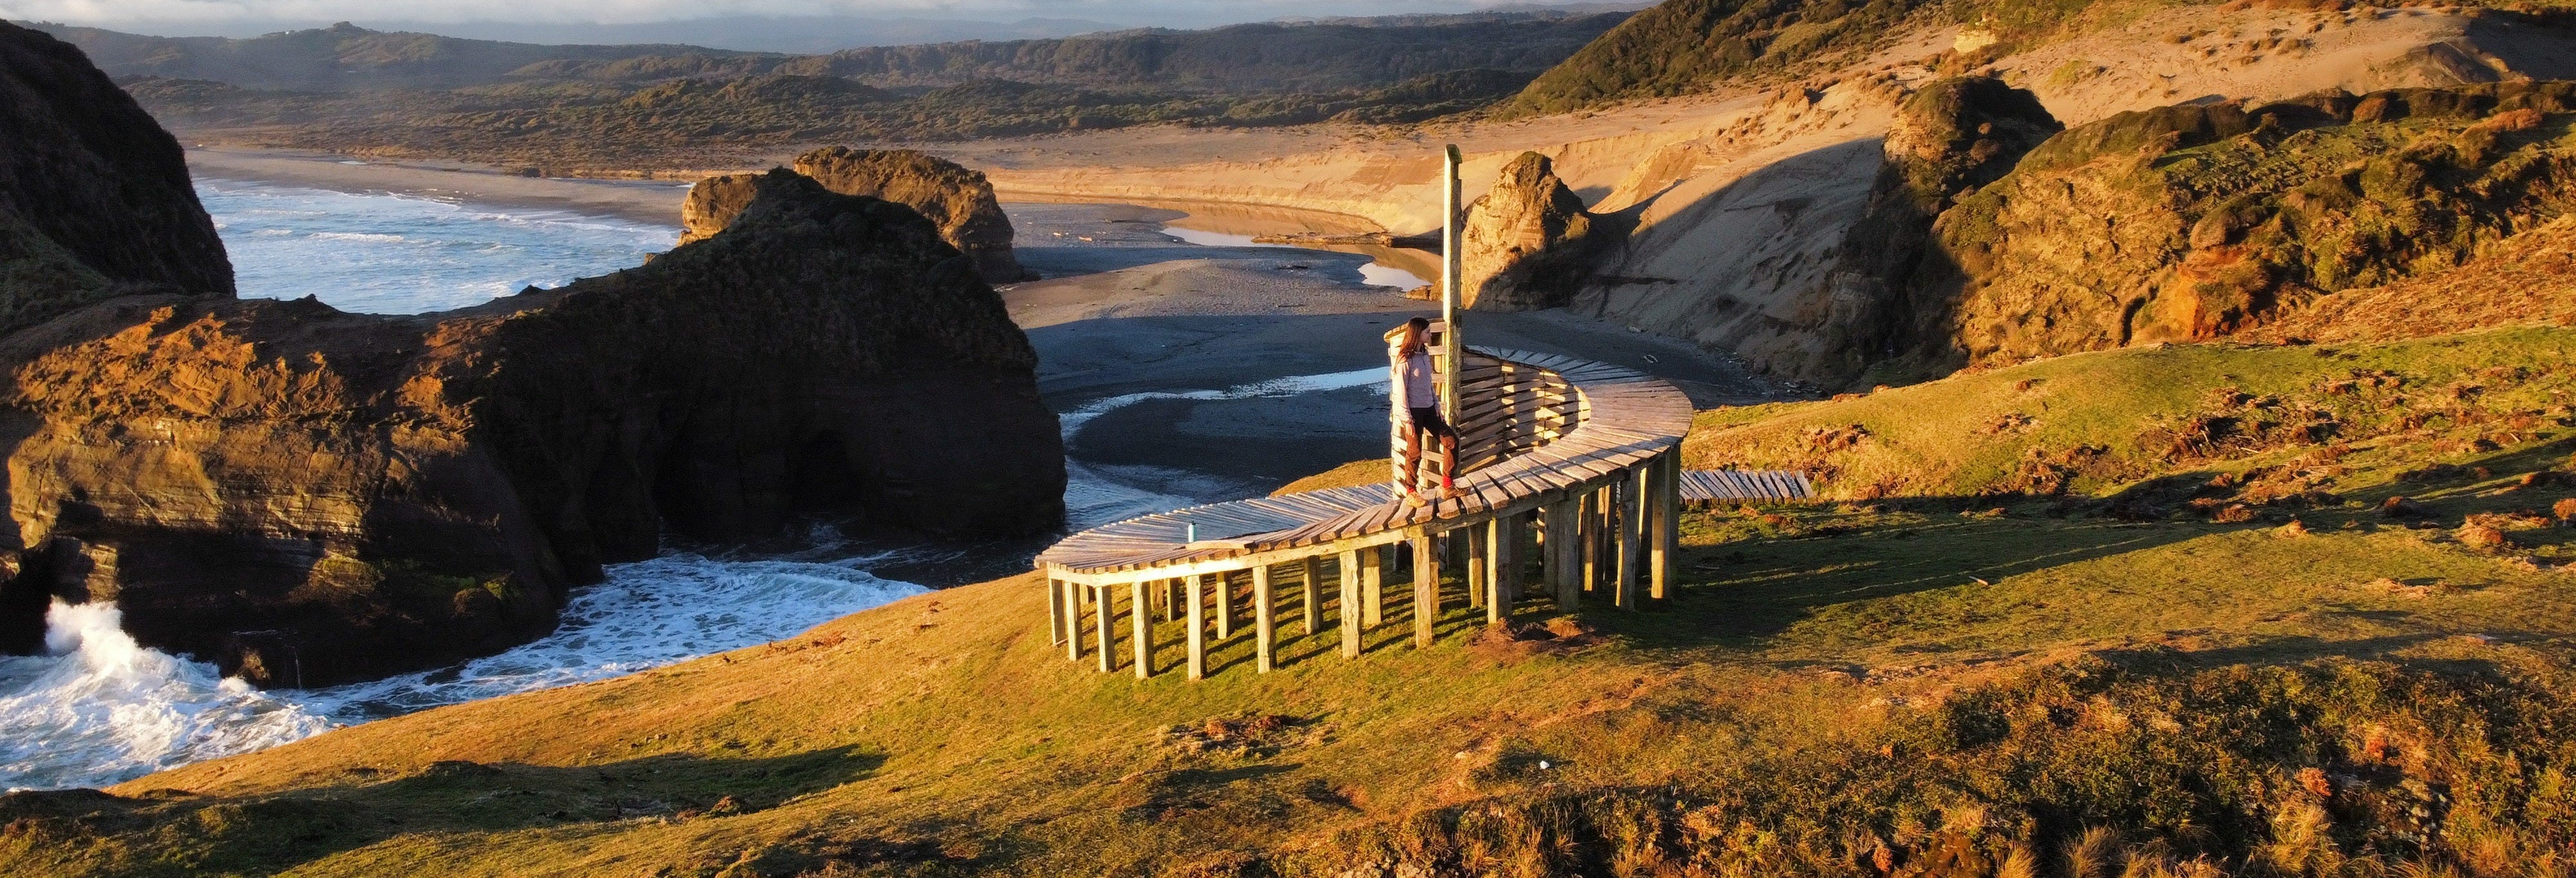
[1034, 344, 1694, 680]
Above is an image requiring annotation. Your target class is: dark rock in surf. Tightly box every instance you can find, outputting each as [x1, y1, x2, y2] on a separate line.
[683, 147, 1034, 284]
[0, 157, 1064, 684]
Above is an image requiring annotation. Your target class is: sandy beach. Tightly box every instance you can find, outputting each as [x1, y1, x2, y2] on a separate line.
[186, 147, 696, 226]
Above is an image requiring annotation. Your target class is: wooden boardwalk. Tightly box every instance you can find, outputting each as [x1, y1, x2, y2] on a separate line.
[1680, 470, 1815, 504]
[1036, 345, 1694, 680]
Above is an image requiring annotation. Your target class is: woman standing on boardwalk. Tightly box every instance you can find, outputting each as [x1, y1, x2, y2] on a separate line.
[1390, 317, 1458, 506]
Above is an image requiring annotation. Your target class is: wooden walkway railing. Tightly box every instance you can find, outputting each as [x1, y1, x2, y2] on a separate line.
[1035, 347, 1692, 680]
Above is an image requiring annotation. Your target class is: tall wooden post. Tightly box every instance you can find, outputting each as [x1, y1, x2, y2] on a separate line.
[1094, 584, 1115, 673]
[1338, 550, 1363, 658]
[1412, 531, 1441, 649]
[1186, 574, 1208, 680]
[1482, 517, 1504, 624]
[1131, 580, 1153, 679]
[1167, 579, 1182, 622]
[1215, 569, 1236, 640]
[1618, 467, 1645, 609]
[1441, 144, 1464, 426]
[1301, 557, 1323, 636]
[1497, 514, 1522, 613]
[1580, 488, 1602, 596]
[1046, 577, 1065, 647]
[1362, 546, 1385, 628]
[1253, 565, 1278, 673]
[1651, 453, 1678, 602]
[1064, 580, 1084, 660]
[1466, 524, 1488, 611]
[1548, 501, 1580, 609]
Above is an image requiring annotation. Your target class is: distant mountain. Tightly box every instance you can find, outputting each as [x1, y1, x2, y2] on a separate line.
[352, 16, 1127, 55]
[25, 12, 1634, 94]
[19, 21, 777, 91]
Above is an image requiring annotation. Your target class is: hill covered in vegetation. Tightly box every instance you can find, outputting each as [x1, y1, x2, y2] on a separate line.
[53, 12, 1630, 171]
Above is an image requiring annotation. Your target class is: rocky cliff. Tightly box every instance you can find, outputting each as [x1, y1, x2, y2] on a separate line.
[1921, 81, 2576, 370]
[683, 148, 1031, 284]
[0, 168, 1064, 685]
[1460, 151, 1596, 312]
[1817, 75, 2062, 382]
[0, 22, 232, 336]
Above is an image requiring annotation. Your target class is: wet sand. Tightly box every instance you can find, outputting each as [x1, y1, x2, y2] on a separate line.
[1006, 201, 1784, 508]
[186, 148, 694, 226]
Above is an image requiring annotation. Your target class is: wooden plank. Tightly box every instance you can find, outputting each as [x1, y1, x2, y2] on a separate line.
[1064, 580, 1083, 661]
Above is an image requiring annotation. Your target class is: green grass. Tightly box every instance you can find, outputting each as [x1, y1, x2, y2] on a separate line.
[12, 331, 2576, 875]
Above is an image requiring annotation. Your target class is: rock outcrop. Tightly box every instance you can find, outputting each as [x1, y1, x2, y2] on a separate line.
[682, 148, 1032, 284]
[1816, 75, 2061, 382]
[0, 23, 232, 335]
[1461, 151, 1598, 311]
[0, 168, 1065, 685]
[1920, 81, 2576, 370]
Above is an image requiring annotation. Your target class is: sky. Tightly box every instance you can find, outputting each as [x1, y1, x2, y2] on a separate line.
[0, 0, 1634, 33]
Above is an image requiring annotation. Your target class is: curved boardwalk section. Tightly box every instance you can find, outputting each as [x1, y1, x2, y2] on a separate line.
[1036, 347, 1693, 680]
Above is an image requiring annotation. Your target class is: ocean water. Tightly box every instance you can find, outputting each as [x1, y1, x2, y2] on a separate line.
[0, 183, 916, 792]
[197, 178, 679, 314]
[0, 184, 1392, 792]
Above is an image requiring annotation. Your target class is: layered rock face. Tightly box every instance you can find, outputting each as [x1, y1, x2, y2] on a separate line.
[0, 169, 1065, 685]
[682, 148, 1032, 284]
[1816, 75, 2061, 381]
[1461, 151, 1597, 311]
[1921, 81, 2576, 369]
[0, 23, 232, 334]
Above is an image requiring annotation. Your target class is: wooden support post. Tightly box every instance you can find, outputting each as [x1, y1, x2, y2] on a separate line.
[1465, 524, 1488, 611]
[1412, 531, 1440, 649]
[1497, 514, 1521, 613]
[1337, 550, 1362, 658]
[1186, 574, 1208, 681]
[1064, 579, 1084, 660]
[1580, 488, 1603, 595]
[1361, 546, 1385, 628]
[1651, 453, 1678, 602]
[1046, 577, 1065, 647]
[1254, 564, 1276, 673]
[1215, 569, 1236, 640]
[1095, 584, 1115, 673]
[1618, 466, 1645, 609]
[1167, 579, 1183, 623]
[1548, 501, 1580, 610]
[1131, 580, 1152, 679]
[1300, 557, 1323, 636]
[1482, 517, 1504, 624]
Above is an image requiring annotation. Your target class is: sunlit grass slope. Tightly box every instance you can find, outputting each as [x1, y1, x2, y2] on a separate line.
[7, 330, 2576, 876]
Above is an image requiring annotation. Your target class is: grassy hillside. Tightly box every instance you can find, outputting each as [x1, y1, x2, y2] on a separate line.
[10, 327, 2576, 875]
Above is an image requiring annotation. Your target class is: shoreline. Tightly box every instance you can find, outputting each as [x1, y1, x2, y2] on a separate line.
[185, 147, 697, 227]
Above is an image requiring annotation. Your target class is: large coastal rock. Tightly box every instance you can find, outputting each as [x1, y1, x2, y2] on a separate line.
[0, 170, 1065, 685]
[1461, 151, 1596, 311]
[1814, 75, 2060, 382]
[683, 148, 1031, 284]
[0, 23, 232, 335]
[1921, 81, 2576, 369]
